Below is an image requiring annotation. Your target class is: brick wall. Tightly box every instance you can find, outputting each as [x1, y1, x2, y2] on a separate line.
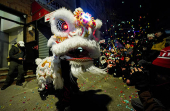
[0, 0, 35, 42]
[0, 0, 33, 23]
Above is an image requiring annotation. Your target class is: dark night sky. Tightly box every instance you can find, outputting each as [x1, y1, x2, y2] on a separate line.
[105, 0, 170, 29]
[101, 0, 170, 46]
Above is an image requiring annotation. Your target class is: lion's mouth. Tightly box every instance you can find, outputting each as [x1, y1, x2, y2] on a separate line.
[66, 47, 93, 61]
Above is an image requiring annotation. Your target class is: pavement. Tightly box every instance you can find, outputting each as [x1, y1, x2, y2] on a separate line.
[0, 73, 138, 111]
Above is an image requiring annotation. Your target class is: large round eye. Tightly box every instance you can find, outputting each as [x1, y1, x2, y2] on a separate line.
[57, 19, 68, 31]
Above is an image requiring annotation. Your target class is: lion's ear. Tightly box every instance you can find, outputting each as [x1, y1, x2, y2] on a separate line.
[95, 19, 102, 30]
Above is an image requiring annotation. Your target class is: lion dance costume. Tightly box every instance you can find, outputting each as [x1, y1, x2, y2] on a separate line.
[35, 7, 106, 110]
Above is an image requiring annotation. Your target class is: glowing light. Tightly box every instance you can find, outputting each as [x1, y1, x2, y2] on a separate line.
[128, 31, 130, 32]
[62, 23, 68, 30]
[122, 1, 124, 3]
[140, 5, 142, 8]
[121, 21, 125, 24]
[63, 24, 68, 29]
[78, 47, 83, 52]
[82, 13, 91, 21]
[113, 26, 114, 28]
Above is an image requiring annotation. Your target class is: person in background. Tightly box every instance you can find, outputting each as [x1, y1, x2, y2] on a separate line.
[127, 46, 170, 111]
[123, 43, 133, 57]
[107, 57, 116, 75]
[1, 41, 26, 90]
[142, 33, 155, 61]
[151, 29, 167, 51]
[114, 58, 122, 77]
[110, 48, 115, 55]
[121, 54, 134, 82]
[145, 29, 167, 63]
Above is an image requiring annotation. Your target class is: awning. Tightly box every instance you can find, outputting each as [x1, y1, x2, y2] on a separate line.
[31, 1, 50, 21]
[31, 0, 62, 22]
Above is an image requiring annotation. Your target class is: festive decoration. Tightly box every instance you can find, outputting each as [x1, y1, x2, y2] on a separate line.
[36, 7, 106, 92]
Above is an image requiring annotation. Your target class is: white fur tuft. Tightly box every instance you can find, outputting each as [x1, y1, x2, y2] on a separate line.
[35, 58, 42, 65]
[50, 7, 76, 37]
[95, 19, 102, 30]
[47, 36, 57, 47]
[51, 36, 100, 58]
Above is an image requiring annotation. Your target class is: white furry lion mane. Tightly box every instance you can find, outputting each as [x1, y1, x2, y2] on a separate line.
[36, 7, 106, 91]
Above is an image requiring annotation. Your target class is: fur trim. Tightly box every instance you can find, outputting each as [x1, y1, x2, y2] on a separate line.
[36, 56, 64, 90]
[50, 7, 76, 37]
[70, 61, 107, 78]
[70, 61, 93, 66]
[47, 36, 57, 47]
[35, 58, 42, 65]
[51, 36, 100, 58]
[95, 19, 102, 30]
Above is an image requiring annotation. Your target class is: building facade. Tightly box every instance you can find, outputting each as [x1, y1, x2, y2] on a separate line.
[0, 0, 33, 68]
[0, 0, 107, 69]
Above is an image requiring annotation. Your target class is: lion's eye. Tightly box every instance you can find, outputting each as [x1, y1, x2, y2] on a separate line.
[57, 19, 68, 31]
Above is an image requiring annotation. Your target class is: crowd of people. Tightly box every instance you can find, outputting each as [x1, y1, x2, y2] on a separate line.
[99, 28, 170, 111]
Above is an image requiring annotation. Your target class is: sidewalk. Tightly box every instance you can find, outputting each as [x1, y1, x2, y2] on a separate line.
[0, 73, 138, 111]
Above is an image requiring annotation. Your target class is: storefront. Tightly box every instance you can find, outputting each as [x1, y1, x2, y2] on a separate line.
[0, 0, 69, 70]
[0, 1, 60, 69]
[30, 0, 63, 59]
[0, 4, 26, 68]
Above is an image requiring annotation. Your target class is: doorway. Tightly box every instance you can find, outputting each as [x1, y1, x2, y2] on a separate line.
[0, 10, 25, 68]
